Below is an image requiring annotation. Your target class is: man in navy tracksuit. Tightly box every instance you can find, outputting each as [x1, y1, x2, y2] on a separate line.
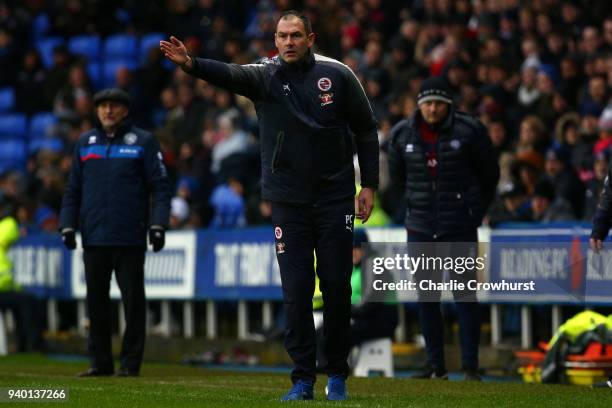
[162, 10, 379, 401]
[59, 88, 171, 377]
[388, 77, 499, 381]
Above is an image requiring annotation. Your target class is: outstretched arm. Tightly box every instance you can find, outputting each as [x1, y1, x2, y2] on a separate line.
[160, 36, 192, 68]
[160, 36, 268, 100]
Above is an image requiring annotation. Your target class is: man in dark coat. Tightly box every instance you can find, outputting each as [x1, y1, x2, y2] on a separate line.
[59, 88, 171, 377]
[388, 77, 499, 381]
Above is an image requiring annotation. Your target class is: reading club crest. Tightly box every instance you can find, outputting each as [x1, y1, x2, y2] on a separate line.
[317, 77, 332, 91]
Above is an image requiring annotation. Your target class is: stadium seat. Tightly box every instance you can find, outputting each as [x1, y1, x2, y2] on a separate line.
[68, 35, 101, 62]
[104, 34, 138, 60]
[139, 33, 165, 63]
[102, 60, 137, 88]
[36, 37, 64, 69]
[28, 113, 57, 139]
[0, 140, 27, 173]
[353, 338, 394, 378]
[0, 87, 15, 112]
[86, 62, 103, 90]
[0, 114, 27, 139]
[31, 13, 50, 40]
[0, 312, 7, 356]
[29, 138, 64, 154]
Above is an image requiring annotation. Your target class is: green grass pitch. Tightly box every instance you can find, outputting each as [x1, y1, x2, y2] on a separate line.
[0, 354, 611, 407]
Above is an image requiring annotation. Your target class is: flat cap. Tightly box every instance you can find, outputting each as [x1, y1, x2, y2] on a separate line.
[93, 88, 130, 107]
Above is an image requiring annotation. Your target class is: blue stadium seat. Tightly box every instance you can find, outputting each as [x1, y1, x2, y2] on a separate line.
[28, 138, 64, 154]
[86, 62, 104, 90]
[28, 112, 57, 139]
[104, 34, 138, 60]
[68, 35, 101, 62]
[32, 13, 50, 40]
[0, 140, 26, 173]
[103, 60, 137, 88]
[36, 37, 65, 69]
[139, 33, 165, 63]
[0, 88, 15, 112]
[0, 114, 27, 139]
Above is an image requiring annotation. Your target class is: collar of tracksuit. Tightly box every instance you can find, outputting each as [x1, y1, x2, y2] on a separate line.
[279, 49, 316, 72]
[94, 119, 133, 139]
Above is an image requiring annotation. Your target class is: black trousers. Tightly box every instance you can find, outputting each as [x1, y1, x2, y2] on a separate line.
[83, 246, 146, 373]
[272, 200, 354, 384]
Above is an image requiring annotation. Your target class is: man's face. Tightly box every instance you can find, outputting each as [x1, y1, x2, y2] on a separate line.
[275, 17, 315, 64]
[604, 19, 612, 45]
[504, 195, 525, 212]
[589, 77, 606, 102]
[531, 196, 550, 217]
[419, 100, 450, 125]
[594, 159, 608, 180]
[545, 158, 563, 177]
[488, 122, 506, 147]
[96, 101, 128, 130]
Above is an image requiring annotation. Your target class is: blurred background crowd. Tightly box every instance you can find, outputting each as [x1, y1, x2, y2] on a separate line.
[0, 0, 611, 235]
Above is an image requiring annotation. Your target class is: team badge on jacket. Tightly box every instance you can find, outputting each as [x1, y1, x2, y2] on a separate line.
[317, 77, 332, 91]
[319, 93, 334, 106]
[124, 133, 138, 145]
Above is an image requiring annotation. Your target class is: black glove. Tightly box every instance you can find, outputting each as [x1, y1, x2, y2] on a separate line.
[62, 229, 76, 250]
[149, 227, 165, 252]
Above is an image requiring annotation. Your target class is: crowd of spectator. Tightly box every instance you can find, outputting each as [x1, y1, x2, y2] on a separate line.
[0, 0, 611, 235]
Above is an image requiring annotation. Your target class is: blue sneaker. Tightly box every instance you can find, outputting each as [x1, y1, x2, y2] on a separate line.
[325, 375, 347, 401]
[280, 380, 314, 401]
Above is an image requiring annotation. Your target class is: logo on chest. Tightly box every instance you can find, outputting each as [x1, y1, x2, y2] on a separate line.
[123, 132, 138, 145]
[282, 83, 291, 95]
[317, 77, 332, 91]
[319, 92, 334, 106]
[317, 77, 334, 107]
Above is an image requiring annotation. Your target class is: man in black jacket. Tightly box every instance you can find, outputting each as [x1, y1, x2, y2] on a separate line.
[590, 156, 612, 251]
[590, 165, 612, 389]
[161, 10, 379, 401]
[388, 77, 499, 381]
[59, 88, 171, 378]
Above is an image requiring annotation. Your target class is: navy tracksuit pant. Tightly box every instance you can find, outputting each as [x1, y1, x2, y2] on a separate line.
[272, 199, 354, 384]
[408, 229, 480, 371]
